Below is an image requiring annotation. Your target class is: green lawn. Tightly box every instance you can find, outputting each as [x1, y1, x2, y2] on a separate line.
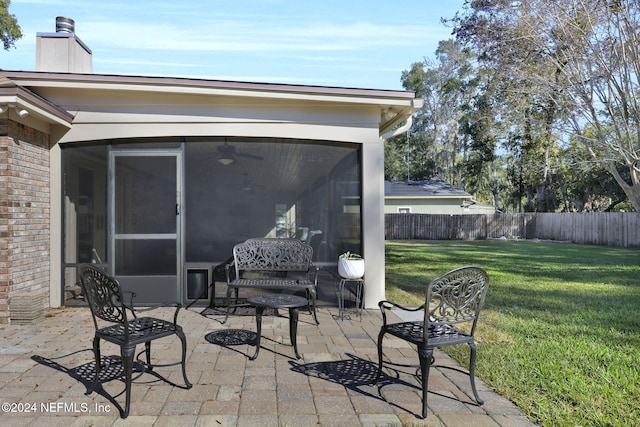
[384, 240, 640, 427]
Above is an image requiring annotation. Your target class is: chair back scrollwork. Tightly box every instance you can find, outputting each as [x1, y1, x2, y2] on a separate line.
[79, 264, 130, 337]
[424, 266, 490, 340]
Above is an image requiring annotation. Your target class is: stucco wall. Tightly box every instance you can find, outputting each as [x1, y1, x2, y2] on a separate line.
[0, 120, 51, 323]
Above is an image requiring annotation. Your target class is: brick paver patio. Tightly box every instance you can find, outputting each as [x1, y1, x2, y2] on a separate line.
[0, 304, 536, 426]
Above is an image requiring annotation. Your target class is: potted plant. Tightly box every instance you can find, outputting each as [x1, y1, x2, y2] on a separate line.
[338, 251, 365, 279]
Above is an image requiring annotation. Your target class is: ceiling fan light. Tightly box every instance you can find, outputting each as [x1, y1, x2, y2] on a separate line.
[218, 156, 235, 165]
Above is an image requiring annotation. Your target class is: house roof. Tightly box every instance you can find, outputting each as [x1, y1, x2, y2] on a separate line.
[384, 180, 472, 199]
[0, 70, 422, 136]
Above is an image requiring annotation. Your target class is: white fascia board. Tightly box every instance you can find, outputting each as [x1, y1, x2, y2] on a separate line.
[7, 77, 418, 108]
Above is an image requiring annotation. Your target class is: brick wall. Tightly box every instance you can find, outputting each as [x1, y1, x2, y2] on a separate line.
[0, 119, 51, 324]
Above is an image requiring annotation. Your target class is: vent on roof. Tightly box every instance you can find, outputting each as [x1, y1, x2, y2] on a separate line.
[56, 16, 75, 33]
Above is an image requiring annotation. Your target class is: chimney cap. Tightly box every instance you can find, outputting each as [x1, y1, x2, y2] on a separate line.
[56, 16, 75, 33]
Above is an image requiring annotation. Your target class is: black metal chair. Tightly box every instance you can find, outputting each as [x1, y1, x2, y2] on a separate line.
[79, 264, 192, 418]
[374, 266, 490, 418]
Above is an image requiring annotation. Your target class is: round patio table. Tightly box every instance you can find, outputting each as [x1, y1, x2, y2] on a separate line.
[246, 294, 307, 360]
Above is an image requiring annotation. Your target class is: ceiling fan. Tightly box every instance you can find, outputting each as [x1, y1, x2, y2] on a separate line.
[217, 142, 264, 165]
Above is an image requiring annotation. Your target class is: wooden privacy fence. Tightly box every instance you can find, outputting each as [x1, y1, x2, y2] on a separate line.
[384, 212, 640, 248]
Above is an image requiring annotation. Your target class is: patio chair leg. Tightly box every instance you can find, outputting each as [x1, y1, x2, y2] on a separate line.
[374, 329, 386, 385]
[121, 344, 136, 419]
[308, 288, 319, 324]
[177, 328, 192, 389]
[418, 346, 433, 419]
[145, 342, 153, 370]
[223, 288, 232, 324]
[87, 336, 101, 395]
[468, 342, 484, 405]
[223, 288, 240, 324]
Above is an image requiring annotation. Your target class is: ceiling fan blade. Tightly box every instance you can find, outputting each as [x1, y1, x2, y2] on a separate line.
[217, 142, 264, 161]
[237, 152, 264, 160]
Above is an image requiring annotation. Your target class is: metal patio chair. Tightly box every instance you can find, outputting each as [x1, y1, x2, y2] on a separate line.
[374, 266, 490, 418]
[79, 264, 192, 418]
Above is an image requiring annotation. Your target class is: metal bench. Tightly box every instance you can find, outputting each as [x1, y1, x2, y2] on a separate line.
[224, 238, 319, 324]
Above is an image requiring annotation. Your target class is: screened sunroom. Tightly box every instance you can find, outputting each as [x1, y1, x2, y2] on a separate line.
[62, 137, 362, 304]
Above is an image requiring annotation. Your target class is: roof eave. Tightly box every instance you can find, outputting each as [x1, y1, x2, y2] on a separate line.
[0, 83, 74, 127]
[1, 70, 420, 133]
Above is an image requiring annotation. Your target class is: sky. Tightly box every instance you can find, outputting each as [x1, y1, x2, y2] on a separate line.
[2, 0, 466, 91]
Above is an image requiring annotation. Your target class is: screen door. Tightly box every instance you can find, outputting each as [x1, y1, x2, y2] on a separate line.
[109, 150, 182, 303]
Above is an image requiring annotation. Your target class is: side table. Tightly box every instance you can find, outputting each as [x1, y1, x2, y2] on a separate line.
[337, 278, 365, 321]
[246, 294, 308, 360]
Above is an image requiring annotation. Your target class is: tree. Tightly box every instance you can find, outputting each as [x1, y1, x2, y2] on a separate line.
[559, 135, 633, 211]
[554, 0, 640, 211]
[452, 0, 640, 212]
[451, 0, 571, 211]
[399, 40, 482, 186]
[0, 0, 21, 50]
[459, 86, 500, 206]
[384, 134, 410, 181]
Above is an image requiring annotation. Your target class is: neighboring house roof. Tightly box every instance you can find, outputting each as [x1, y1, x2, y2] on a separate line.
[385, 180, 472, 200]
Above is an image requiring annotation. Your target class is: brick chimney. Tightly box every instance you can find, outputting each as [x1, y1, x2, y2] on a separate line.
[36, 17, 92, 73]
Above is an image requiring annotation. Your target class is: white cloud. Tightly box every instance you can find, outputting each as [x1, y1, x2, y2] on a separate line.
[81, 19, 442, 53]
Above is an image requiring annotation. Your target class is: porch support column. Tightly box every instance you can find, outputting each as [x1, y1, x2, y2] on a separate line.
[49, 143, 62, 307]
[361, 139, 385, 308]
